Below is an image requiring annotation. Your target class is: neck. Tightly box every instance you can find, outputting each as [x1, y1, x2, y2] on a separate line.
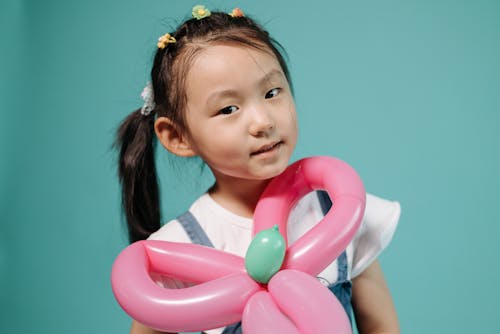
[208, 175, 271, 218]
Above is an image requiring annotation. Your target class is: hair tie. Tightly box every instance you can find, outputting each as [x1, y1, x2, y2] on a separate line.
[192, 5, 211, 20]
[157, 33, 176, 49]
[140, 82, 156, 116]
[229, 8, 244, 17]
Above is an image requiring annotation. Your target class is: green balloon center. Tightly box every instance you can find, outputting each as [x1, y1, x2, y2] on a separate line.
[244, 225, 286, 284]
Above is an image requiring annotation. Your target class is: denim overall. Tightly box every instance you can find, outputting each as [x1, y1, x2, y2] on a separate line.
[176, 191, 353, 334]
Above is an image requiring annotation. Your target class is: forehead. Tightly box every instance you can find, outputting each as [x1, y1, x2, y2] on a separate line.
[185, 44, 285, 92]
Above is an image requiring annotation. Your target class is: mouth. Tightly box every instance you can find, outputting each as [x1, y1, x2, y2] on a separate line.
[251, 141, 283, 156]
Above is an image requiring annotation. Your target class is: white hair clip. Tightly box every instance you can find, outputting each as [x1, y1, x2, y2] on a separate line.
[140, 82, 156, 116]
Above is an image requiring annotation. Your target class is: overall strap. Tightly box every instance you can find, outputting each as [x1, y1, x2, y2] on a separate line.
[316, 190, 349, 277]
[336, 250, 349, 281]
[317, 190, 349, 280]
[317, 189, 333, 215]
[176, 211, 214, 247]
[317, 190, 353, 321]
[176, 211, 243, 334]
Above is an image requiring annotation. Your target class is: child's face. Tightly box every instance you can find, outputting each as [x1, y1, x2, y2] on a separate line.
[183, 44, 298, 182]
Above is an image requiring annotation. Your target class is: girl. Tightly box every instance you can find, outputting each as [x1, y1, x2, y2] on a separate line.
[116, 6, 400, 334]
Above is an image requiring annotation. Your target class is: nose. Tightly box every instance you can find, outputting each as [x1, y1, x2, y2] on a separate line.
[248, 105, 274, 137]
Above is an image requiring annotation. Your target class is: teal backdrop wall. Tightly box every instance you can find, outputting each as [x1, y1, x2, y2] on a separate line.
[1, 0, 499, 333]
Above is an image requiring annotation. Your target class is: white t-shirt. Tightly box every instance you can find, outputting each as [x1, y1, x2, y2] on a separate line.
[148, 192, 400, 323]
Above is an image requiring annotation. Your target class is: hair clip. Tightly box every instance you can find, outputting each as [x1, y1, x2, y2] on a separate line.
[192, 5, 211, 20]
[229, 8, 244, 18]
[157, 33, 176, 49]
[140, 82, 156, 116]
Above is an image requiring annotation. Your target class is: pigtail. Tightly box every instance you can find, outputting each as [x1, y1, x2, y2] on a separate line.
[115, 110, 160, 243]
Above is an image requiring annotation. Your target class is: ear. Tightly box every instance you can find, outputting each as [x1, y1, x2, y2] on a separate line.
[154, 117, 197, 157]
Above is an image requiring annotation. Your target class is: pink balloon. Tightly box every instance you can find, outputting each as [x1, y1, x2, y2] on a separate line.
[111, 156, 365, 333]
[111, 240, 261, 332]
[143, 240, 246, 283]
[242, 291, 300, 334]
[268, 269, 352, 334]
[253, 156, 365, 276]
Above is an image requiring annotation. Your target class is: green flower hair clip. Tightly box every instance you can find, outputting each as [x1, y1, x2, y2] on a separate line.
[192, 5, 211, 20]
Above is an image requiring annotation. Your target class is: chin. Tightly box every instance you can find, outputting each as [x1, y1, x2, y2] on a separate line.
[256, 162, 290, 180]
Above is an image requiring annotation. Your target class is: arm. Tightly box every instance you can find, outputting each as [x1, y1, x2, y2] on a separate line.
[351, 260, 400, 334]
[130, 320, 177, 334]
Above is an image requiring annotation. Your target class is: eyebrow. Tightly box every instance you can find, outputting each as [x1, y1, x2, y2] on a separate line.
[206, 69, 286, 106]
[258, 69, 286, 86]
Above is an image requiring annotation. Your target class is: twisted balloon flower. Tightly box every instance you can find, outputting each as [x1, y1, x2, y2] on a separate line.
[111, 156, 365, 333]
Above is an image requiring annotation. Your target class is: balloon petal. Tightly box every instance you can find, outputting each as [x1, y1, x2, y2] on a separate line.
[253, 157, 365, 275]
[111, 241, 260, 332]
[284, 196, 364, 275]
[269, 269, 352, 334]
[144, 240, 245, 283]
[242, 291, 300, 334]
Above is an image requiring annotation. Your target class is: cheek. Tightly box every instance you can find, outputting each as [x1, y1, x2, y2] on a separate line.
[197, 133, 240, 158]
[284, 103, 298, 134]
[286, 107, 299, 149]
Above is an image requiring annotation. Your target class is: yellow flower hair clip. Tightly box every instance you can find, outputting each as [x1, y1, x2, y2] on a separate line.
[192, 5, 211, 20]
[229, 8, 244, 18]
[157, 33, 176, 49]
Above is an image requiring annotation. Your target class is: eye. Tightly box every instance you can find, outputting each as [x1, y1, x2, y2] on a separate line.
[218, 105, 239, 115]
[265, 88, 281, 99]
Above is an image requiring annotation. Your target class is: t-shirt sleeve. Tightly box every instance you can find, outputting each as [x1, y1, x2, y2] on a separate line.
[350, 193, 401, 278]
[147, 220, 193, 289]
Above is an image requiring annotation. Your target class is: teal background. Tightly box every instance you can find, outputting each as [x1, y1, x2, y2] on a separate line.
[1, 0, 499, 333]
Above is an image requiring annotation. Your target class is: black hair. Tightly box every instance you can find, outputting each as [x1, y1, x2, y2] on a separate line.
[115, 11, 292, 243]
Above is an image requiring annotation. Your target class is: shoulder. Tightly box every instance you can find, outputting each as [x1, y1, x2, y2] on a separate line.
[364, 193, 401, 233]
[147, 218, 191, 243]
[148, 194, 213, 243]
[356, 193, 401, 252]
[350, 193, 401, 278]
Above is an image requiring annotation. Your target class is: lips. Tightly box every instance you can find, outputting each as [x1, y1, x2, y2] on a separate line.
[251, 141, 282, 156]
